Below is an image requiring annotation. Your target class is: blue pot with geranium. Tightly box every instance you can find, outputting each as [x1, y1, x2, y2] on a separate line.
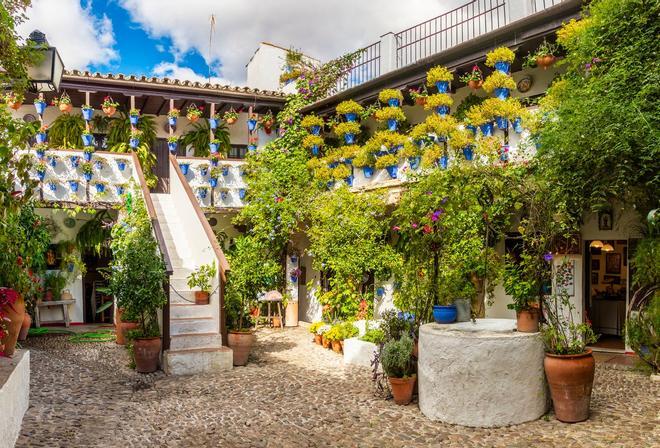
[435, 81, 449, 93]
[117, 160, 126, 171]
[167, 140, 178, 154]
[83, 150, 93, 162]
[198, 188, 208, 199]
[115, 185, 125, 195]
[83, 172, 92, 182]
[82, 133, 93, 147]
[433, 305, 457, 324]
[82, 107, 93, 121]
[310, 125, 321, 136]
[248, 144, 257, 151]
[466, 124, 477, 135]
[311, 145, 319, 156]
[35, 149, 45, 159]
[247, 117, 258, 132]
[362, 166, 374, 178]
[209, 142, 219, 154]
[70, 155, 80, 168]
[129, 114, 139, 126]
[95, 183, 105, 194]
[345, 175, 354, 186]
[48, 155, 57, 167]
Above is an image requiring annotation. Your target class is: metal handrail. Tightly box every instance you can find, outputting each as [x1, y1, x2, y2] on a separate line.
[335, 41, 381, 94]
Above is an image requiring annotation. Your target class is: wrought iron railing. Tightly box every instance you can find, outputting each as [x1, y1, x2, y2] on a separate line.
[334, 41, 381, 94]
[395, 0, 507, 68]
[530, 0, 564, 12]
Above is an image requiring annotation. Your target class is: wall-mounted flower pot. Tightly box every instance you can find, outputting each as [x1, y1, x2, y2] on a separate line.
[48, 156, 57, 167]
[311, 145, 319, 156]
[68, 180, 79, 192]
[211, 158, 219, 167]
[344, 113, 358, 122]
[198, 189, 208, 199]
[494, 61, 510, 74]
[209, 143, 219, 154]
[102, 106, 116, 117]
[208, 118, 218, 130]
[494, 88, 510, 100]
[37, 171, 45, 181]
[343, 133, 356, 144]
[117, 160, 126, 171]
[179, 163, 190, 175]
[480, 122, 494, 137]
[408, 156, 421, 170]
[435, 105, 450, 117]
[94, 160, 103, 170]
[129, 115, 139, 125]
[513, 117, 523, 134]
[310, 125, 321, 136]
[362, 166, 374, 178]
[70, 156, 80, 168]
[439, 155, 448, 170]
[47, 182, 57, 192]
[199, 166, 208, 176]
[34, 101, 47, 115]
[36, 149, 45, 159]
[463, 147, 474, 161]
[466, 124, 477, 135]
[544, 350, 595, 423]
[238, 188, 247, 200]
[247, 119, 258, 132]
[435, 80, 449, 93]
[209, 177, 218, 188]
[82, 108, 93, 121]
[385, 165, 398, 179]
[168, 142, 177, 153]
[35, 132, 47, 144]
[83, 151, 93, 162]
[222, 166, 229, 176]
[387, 119, 398, 131]
[387, 98, 400, 107]
[133, 337, 161, 373]
[95, 183, 105, 193]
[115, 185, 125, 195]
[290, 275, 298, 283]
[129, 138, 140, 149]
[83, 172, 92, 182]
[432, 305, 457, 324]
[220, 191, 228, 200]
[248, 144, 257, 151]
[496, 116, 508, 130]
[345, 175, 354, 186]
[168, 116, 177, 127]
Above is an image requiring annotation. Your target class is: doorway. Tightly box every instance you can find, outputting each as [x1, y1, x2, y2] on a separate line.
[584, 240, 628, 351]
[82, 251, 113, 324]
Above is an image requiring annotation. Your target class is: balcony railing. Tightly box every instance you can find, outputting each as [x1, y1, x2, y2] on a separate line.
[334, 41, 381, 95]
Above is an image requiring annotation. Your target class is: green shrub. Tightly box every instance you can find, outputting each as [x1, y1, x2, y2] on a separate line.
[626, 293, 659, 372]
[381, 335, 415, 378]
[361, 328, 385, 344]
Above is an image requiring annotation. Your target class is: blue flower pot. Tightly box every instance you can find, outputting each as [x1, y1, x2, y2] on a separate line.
[386, 165, 398, 179]
[95, 160, 103, 170]
[198, 189, 208, 199]
[408, 156, 421, 170]
[311, 145, 319, 156]
[36, 133, 47, 144]
[168, 116, 177, 127]
[117, 161, 126, 171]
[36, 150, 45, 159]
[209, 178, 218, 188]
[376, 287, 385, 297]
[435, 105, 450, 116]
[326, 180, 335, 189]
[209, 143, 219, 154]
[513, 117, 523, 134]
[83, 151, 93, 162]
[387, 119, 398, 131]
[129, 115, 139, 125]
[463, 147, 474, 161]
[82, 134, 93, 146]
[344, 133, 356, 144]
[439, 155, 448, 169]
[83, 172, 92, 182]
[496, 116, 508, 130]
[433, 305, 457, 324]
[211, 158, 219, 167]
[70, 156, 80, 167]
[209, 118, 219, 130]
[290, 255, 298, 264]
[248, 144, 257, 151]
[168, 142, 178, 153]
[48, 156, 57, 167]
[344, 113, 357, 122]
[480, 122, 494, 136]
[34, 101, 47, 115]
[82, 108, 93, 121]
[200, 167, 208, 176]
[179, 163, 190, 175]
[115, 185, 125, 195]
[239, 188, 247, 200]
[328, 162, 339, 169]
[290, 275, 298, 283]
[95, 183, 105, 193]
[129, 138, 140, 149]
[435, 81, 449, 93]
[387, 98, 400, 107]
[48, 182, 57, 192]
[310, 125, 321, 136]
[220, 191, 228, 200]
[494, 61, 511, 74]
[494, 88, 510, 100]
[466, 125, 477, 135]
[247, 119, 258, 132]
[362, 166, 374, 178]
[345, 175, 354, 186]
[68, 180, 79, 192]
[37, 171, 45, 181]
[222, 166, 229, 176]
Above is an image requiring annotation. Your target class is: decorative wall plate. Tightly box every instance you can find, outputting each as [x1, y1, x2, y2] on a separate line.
[63, 217, 77, 228]
[517, 75, 533, 93]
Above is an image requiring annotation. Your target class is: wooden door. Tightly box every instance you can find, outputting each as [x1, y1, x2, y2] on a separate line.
[153, 139, 170, 193]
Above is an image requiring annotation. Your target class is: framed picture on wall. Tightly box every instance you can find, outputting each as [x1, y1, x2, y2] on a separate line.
[591, 259, 600, 271]
[591, 272, 599, 285]
[598, 210, 613, 230]
[604, 275, 620, 285]
[606, 253, 621, 274]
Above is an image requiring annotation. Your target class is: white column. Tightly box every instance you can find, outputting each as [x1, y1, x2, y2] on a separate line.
[507, 0, 534, 23]
[379, 32, 398, 75]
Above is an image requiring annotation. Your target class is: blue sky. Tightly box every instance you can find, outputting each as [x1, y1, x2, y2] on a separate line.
[18, 0, 459, 86]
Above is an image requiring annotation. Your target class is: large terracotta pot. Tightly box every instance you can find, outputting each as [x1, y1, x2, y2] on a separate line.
[194, 291, 209, 305]
[331, 340, 342, 353]
[133, 337, 161, 373]
[544, 350, 595, 423]
[18, 313, 31, 341]
[118, 322, 138, 346]
[227, 330, 256, 366]
[389, 375, 416, 405]
[516, 308, 540, 333]
[1, 294, 25, 357]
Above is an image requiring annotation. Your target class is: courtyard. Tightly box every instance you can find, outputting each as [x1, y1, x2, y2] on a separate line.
[16, 328, 659, 448]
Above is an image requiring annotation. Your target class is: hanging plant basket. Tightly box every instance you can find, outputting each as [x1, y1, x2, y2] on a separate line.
[536, 55, 556, 69]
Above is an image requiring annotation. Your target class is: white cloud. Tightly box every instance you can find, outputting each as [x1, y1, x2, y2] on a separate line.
[17, 0, 118, 70]
[118, 0, 464, 85]
[152, 62, 231, 86]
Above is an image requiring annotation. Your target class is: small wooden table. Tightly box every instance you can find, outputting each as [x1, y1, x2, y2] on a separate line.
[35, 299, 76, 328]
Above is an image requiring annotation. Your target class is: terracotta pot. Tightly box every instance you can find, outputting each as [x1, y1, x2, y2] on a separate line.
[537, 55, 556, 69]
[331, 340, 342, 353]
[117, 321, 138, 346]
[226, 117, 237, 125]
[468, 79, 483, 90]
[389, 375, 416, 405]
[516, 308, 540, 333]
[194, 291, 210, 305]
[314, 334, 322, 345]
[322, 335, 331, 349]
[102, 106, 116, 116]
[18, 313, 31, 341]
[8, 101, 22, 110]
[59, 103, 72, 113]
[227, 330, 256, 366]
[0, 294, 25, 357]
[133, 337, 161, 373]
[44, 290, 53, 301]
[272, 316, 282, 328]
[415, 97, 427, 106]
[544, 350, 595, 423]
[187, 114, 199, 123]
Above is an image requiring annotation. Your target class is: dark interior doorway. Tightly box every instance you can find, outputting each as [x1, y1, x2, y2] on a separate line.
[82, 251, 113, 324]
[152, 139, 170, 193]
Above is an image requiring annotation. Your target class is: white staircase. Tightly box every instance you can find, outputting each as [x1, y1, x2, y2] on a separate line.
[151, 193, 232, 375]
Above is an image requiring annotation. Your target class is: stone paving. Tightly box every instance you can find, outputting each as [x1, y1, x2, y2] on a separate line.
[16, 327, 660, 448]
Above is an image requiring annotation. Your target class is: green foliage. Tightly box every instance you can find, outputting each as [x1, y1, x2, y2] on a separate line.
[309, 321, 325, 334]
[180, 119, 230, 157]
[44, 271, 67, 300]
[538, 0, 660, 216]
[361, 327, 385, 344]
[186, 262, 217, 293]
[455, 94, 486, 121]
[632, 227, 659, 289]
[503, 260, 539, 312]
[0, 1, 39, 94]
[625, 293, 659, 372]
[426, 65, 453, 85]
[381, 335, 415, 378]
[47, 114, 86, 149]
[325, 321, 359, 342]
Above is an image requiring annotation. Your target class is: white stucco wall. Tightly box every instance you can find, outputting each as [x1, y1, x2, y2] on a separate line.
[0, 350, 30, 448]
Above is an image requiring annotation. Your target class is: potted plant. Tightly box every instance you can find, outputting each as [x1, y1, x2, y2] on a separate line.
[209, 138, 221, 154]
[34, 97, 48, 115]
[424, 94, 454, 117]
[197, 163, 210, 177]
[208, 112, 221, 130]
[375, 154, 400, 179]
[449, 129, 475, 161]
[224, 108, 238, 125]
[247, 136, 258, 151]
[504, 260, 541, 332]
[82, 145, 94, 161]
[319, 324, 332, 348]
[47, 154, 59, 168]
[485, 46, 516, 74]
[374, 107, 406, 131]
[115, 183, 127, 195]
[523, 39, 558, 70]
[303, 134, 324, 156]
[247, 113, 258, 132]
[128, 108, 140, 126]
[68, 179, 80, 193]
[81, 161, 94, 181]
[209, 166, 222, 187]
[482, 71, 516, 100]
[116, 158, 129, 171]
[69, 154, 80, 168]
[426, 65, 453, 93]
[336, 100, 364, 122]
[94, 181, 107, 194]
[129, 129, 141, 148]
[81, 129, 94, 147]
[167, 108, 180, 128]
[4, 92, 23, 110]
[196, 186, 209, 200]
[334, 121, 361, 145]
[52, 93, 72, 113]
[167, 136, 178, 154]
[34, 161, 47, 182]
[178, 161, 191, 175]
[381, 335, 416, 405]
[378, 89, 404, 107]
[459, 65, 484, 90]
[35, 125, 48, 144]
[409, 86, 428, 106]
[325, 324, 344, 353]
[187, 262, 217, 305]
[101, 96, 119, 116]
[186, 104, 203, 122]
[81, 104, 94, 121]
[301, 114, 324, 135]
[309, 321, 325, 344]
[259, 111, 275, 133]
[541, 260, 598, 423]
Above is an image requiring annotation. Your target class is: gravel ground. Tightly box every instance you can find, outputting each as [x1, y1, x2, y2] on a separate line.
[16, 327, 659, 448]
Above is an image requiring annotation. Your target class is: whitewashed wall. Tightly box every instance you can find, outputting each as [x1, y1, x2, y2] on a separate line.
[176, 157, 248, 209]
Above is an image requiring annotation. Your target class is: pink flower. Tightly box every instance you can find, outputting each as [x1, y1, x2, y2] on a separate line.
[411, 222, 419, 229]
[392, 225, 401, 231]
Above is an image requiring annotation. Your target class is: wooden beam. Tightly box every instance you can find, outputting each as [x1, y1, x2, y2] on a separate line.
[155, 98, 168, 116]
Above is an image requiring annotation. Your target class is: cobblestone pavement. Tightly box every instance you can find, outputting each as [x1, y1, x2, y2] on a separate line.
[16, 327, 659, 448]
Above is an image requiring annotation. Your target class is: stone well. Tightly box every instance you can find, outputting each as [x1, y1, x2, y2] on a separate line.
[418, 319, 548, 427]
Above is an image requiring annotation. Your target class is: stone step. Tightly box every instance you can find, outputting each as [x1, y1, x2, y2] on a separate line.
[163, 346, 233, 375]
[169, 332, 222, 351]
[170, 302, 214, 319]
[169, 289, 199, 305]
[170, 316, 216, 335]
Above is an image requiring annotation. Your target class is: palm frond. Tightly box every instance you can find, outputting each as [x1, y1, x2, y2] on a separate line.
[48, 114, 86, 149]
[180, 120, 231, 157]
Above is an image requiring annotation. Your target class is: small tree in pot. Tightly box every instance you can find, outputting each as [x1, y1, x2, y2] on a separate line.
[187, 262, 216, 305]
[541, 259, 598, 423]
[107, 198, 167, 373]
[381, 335, 416, 405]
